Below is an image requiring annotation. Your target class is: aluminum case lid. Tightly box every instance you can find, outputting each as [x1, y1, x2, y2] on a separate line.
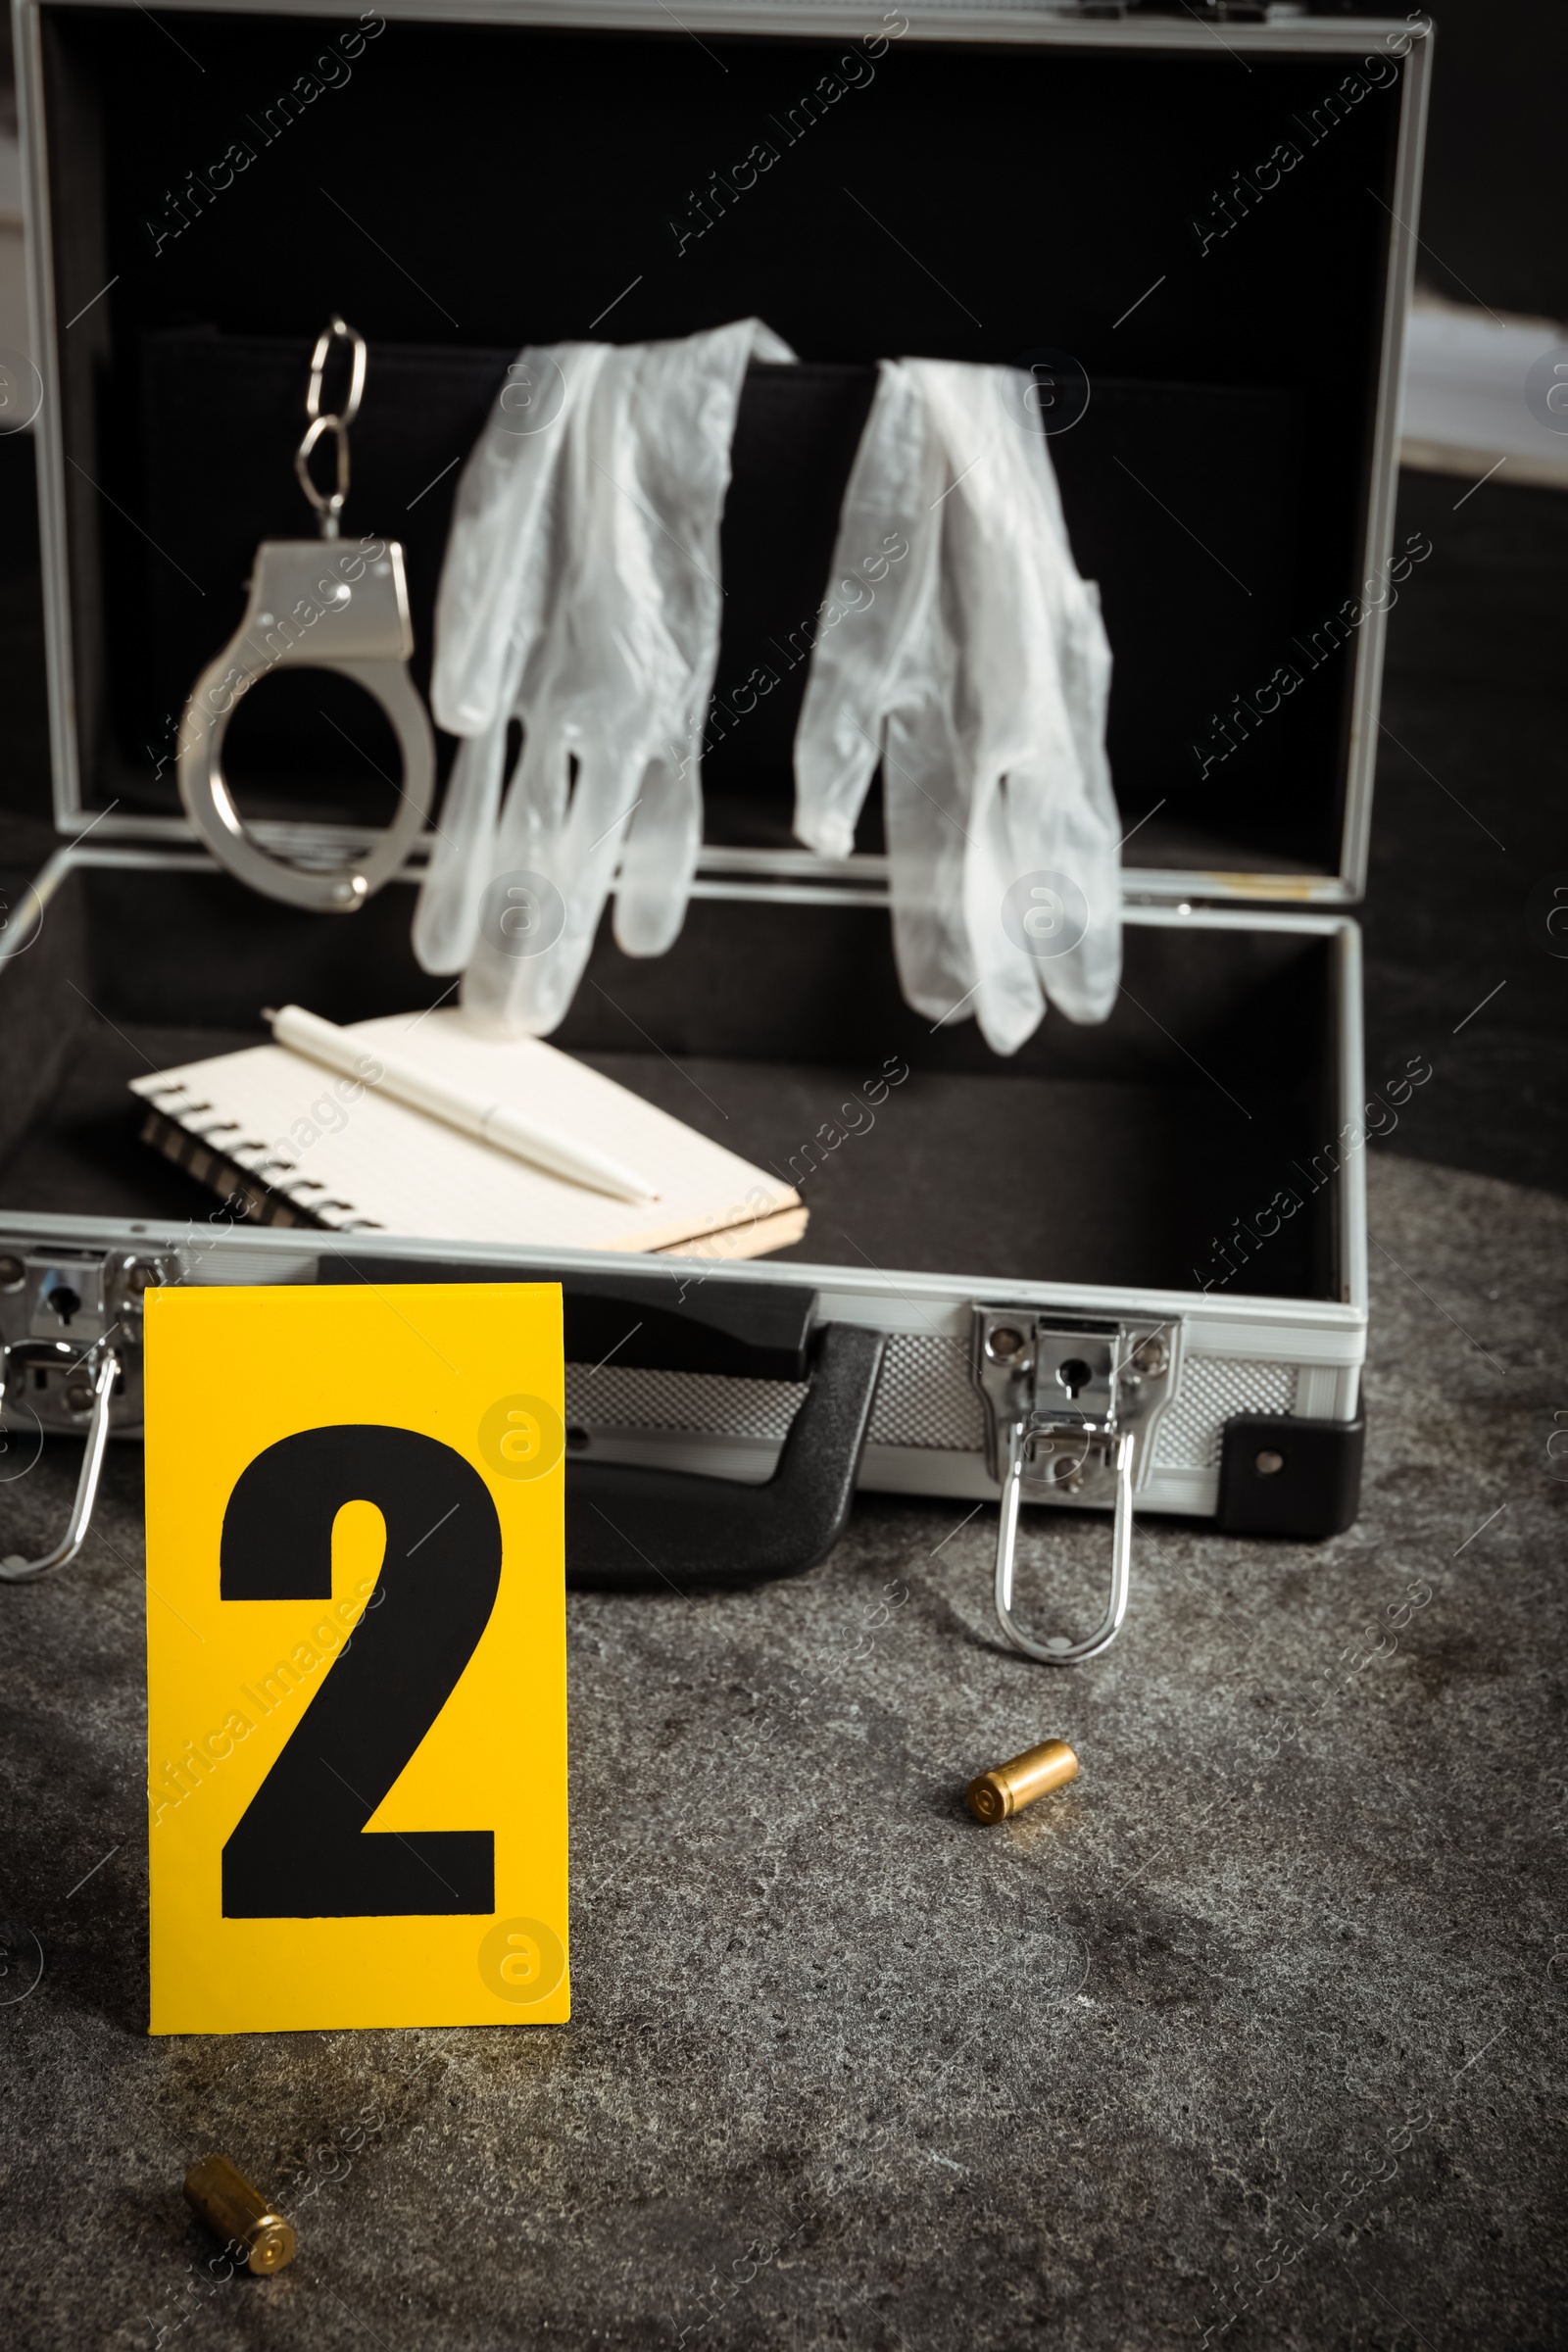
[14, 1, 1430, 911]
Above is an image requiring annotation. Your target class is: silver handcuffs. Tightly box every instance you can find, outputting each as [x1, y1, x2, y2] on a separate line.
[178, 318, 436, 913]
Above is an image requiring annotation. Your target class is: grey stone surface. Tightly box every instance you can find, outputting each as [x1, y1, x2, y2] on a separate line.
[1, 1150, 1564, 2351]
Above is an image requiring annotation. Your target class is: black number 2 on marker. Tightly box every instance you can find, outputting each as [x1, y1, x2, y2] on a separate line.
[220, 1425, 502, 1918]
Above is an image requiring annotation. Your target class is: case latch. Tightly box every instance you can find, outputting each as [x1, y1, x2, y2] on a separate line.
[970, 1309, 1177, 1665]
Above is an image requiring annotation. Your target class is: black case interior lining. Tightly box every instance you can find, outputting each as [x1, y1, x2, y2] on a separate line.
[33, 7, 1406, 881]
[0, 862, 1341, 1304]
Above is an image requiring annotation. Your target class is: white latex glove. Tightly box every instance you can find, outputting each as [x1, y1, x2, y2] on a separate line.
[414, 341, 610, 976]
[416, 319, 796, 1031]
[794, 359, 1120, 1056]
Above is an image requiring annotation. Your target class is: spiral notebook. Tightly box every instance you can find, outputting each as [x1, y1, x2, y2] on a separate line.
[129, 1010, 807, 1259]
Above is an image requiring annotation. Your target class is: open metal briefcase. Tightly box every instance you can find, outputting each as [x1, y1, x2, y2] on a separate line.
[0, 0, 1431, 1663]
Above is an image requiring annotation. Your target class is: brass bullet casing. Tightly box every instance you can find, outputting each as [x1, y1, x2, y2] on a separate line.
[183, 2154, 297, 2275]
[967, 1738, 1080, 1824]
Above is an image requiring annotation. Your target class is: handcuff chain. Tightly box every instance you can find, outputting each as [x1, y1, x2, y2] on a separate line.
[306, 314, 367, 427]
[294, 316, 367, 541]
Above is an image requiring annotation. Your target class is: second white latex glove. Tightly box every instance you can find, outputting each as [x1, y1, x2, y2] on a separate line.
[794, 358, 1120, 1056]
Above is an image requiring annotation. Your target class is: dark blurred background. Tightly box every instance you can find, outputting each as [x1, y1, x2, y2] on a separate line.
[1320, 0, 1568, 1199]
[1397, 0, 1567, 322]
[0, 1, 1563, 1197]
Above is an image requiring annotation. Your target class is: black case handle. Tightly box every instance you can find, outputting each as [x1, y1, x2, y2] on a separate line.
[566, 1323, 886, 1592]
[318, 1260, 880, 1590]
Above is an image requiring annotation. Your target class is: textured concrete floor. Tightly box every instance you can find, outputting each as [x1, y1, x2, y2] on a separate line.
[2, 1149, 1565, 2350]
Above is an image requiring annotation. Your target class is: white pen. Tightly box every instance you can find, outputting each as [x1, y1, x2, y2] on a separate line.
[265, 1004, 661, 1204]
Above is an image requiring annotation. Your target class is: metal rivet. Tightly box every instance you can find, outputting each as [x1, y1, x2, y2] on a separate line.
[1254, 1448, 1286, 1477]
[124, 1261, 163, 1297]
[0, 1253, 24, 1291]
[1131, 1337, 1167, 1378]
[987, 1326, 1026, 1362]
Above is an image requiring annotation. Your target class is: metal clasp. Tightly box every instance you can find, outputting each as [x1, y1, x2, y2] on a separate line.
[0, 1341, 120, 1582]
[0, 1243, 176, 1582]
[971, 1309, 1178, 1665]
